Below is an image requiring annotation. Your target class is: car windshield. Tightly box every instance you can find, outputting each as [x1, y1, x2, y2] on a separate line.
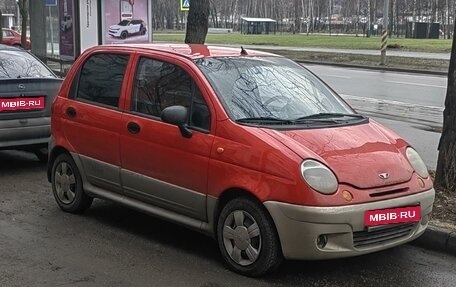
[195, 56, 356, 123]
[118, 20, 130, 26]
[0, 50, 55, 79]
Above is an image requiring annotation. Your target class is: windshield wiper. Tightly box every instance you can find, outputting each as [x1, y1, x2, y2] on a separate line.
[236, 117, 294, 125]
[294, 113, 365, 122]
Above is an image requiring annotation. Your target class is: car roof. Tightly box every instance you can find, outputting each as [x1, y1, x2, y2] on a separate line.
[0, 44, 23, 51]
[98, 43, 280, 60]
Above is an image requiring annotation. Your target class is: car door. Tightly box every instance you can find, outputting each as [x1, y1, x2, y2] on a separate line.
[120, 54, 214, 221]
[61, 52, 132, 193]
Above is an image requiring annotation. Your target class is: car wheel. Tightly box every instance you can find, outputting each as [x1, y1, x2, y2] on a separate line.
[140, 28, 146, 35]
[51, 153, 93, 214]
[12, 44, 22, 49]
[217, 197, 283, 277]
[34, 147, 48, 162]
[120, 31, 128, 39]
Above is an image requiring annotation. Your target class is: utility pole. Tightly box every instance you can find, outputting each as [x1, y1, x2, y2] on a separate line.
[380, 0, 390, 65]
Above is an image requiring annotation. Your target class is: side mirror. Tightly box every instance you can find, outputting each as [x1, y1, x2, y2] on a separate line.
[161, 106, 192, 138]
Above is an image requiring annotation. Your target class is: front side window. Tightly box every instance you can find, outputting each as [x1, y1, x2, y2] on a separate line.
[75, 53, 129, 108]
[132, 57, 211, 131]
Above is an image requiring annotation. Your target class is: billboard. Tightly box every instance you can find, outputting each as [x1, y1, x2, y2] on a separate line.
[102, 0, 150, 44]
[79, 0, 99, 51]
[59, 0, 74, 59]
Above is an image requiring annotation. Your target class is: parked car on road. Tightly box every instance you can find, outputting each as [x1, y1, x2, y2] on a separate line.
[61, 14, 73, 32]
[108, 19, 147, 39]
[0, 45, 62, 161]
[48, 44, 435, 277]
[1, 28, 31, 49]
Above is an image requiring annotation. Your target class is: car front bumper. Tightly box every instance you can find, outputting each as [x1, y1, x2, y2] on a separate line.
[264, 188, 435, 260]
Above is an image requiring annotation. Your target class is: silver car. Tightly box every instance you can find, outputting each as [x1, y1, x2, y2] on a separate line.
[0, 45, 62, 160]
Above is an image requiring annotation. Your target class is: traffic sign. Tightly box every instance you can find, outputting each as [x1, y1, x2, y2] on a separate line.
[45, 0, 57, 6]
[180, 0, 190, 11]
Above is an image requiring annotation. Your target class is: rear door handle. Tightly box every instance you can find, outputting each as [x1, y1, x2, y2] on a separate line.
[66, 107, 76, 118]
[127, 122, 141, 134]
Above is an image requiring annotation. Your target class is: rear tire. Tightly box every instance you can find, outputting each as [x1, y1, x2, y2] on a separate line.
[51, 153, 93, 213]
[217, 197, 283, 277]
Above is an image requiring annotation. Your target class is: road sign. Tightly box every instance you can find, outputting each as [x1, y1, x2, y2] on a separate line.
[180, 0, 190, 12]
[45, 0, 57, 6]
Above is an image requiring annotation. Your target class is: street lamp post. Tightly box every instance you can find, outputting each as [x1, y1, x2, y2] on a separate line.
[380, 0, 390, 65]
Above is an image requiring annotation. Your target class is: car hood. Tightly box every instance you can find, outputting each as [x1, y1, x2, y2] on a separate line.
[262, 121, 414, 189]
[109, 24, 123, 29]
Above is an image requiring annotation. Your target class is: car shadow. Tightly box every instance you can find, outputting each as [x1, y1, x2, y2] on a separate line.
[0, 150, 46, 173]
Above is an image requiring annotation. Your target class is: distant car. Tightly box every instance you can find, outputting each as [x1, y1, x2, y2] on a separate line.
[108, 19, 147, 39]
[1, 28, 31, 50]
[48, 44, 434, 277]
[0, 45, 62, 161]
[61, 14, 72, 32]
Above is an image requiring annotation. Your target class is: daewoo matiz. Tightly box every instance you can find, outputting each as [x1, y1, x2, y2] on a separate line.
[48, 44, 434, 277]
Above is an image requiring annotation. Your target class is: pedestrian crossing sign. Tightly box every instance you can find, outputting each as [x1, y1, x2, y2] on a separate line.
[180, 0, 190, 11]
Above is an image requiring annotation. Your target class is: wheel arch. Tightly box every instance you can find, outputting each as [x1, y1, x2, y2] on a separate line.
[47, 146, 70, 182]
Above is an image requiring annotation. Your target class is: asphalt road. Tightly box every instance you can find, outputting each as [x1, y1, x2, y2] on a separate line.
[306, 65, 445, 170]
[1, 151, 456, 287]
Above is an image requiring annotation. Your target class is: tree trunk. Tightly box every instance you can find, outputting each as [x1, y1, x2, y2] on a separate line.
[0, 10, 3, 43]
[185, 0, 210, 44]
[435, 23, 456, 191]
[18, 0, 28, 47]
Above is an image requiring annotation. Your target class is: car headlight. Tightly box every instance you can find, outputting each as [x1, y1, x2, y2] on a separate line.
[301, 160, 338, 194]
[406, 147, 429, 178]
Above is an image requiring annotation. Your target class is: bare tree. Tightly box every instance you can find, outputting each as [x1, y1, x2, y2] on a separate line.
[435, 23, 456, 190]
[17, 0, 28, 47]
[185, 0, 210, 44]
[0, 10, 3, 43]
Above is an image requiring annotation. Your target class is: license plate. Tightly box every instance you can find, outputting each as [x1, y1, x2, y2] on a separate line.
[0, 97, 45, 112]
[364, 206, 421, 227]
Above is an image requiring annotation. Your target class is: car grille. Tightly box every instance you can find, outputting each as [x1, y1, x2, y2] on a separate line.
[353, 223, 417, 248]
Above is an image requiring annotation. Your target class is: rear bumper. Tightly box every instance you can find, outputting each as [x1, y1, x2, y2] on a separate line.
[0, 117, 50, 148]
[264, 188, 435, 260]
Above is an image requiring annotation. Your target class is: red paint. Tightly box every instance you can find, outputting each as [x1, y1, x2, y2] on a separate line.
[0, 97, 44, 112]
[364, 206, 421, 226]
[1, 28, 31, 49]
[52, 44, 433, 208]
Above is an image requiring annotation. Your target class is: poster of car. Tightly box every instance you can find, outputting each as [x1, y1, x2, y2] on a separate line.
[102, 0, 150, 44]
[59, 0, 75, 59]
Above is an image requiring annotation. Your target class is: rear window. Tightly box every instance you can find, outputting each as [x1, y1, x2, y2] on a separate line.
[0, 50, 55, 79]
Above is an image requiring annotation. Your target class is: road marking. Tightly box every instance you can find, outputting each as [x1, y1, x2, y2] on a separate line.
[340, 94, 443, 109]
[321, 74, 352, 79]
[385, 81, 446, 89]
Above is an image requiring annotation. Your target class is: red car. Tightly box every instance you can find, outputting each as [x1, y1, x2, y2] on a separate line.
[1, 28, 31, 49]
[48, 44, 434, 276]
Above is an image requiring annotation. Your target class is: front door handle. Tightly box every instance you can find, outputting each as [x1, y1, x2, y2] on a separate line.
[66, 107, 76, 118]
[127, 122, 141, 134]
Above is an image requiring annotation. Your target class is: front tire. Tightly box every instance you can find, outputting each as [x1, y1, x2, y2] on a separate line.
[120, 31, 128, 39]
[217, 197, 283, 277]
[51, 153, 93, 213]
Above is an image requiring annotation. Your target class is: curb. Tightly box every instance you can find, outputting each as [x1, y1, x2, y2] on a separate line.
[411, 225, 456, 255]
[294, 60, 448, 76]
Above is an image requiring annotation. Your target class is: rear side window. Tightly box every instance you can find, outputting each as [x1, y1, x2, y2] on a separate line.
[75, 53, 129, 108]
[131, 57, 211, 131]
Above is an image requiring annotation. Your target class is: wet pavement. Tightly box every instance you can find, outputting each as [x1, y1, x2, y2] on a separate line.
[306, 64, 445, 170]
[0, 151, 455, 287]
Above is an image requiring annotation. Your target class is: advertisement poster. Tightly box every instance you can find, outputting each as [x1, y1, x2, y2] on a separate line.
[59, 0, 74, 59]
[102, 0, 150, 44]
[79, 0, 99, 51]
